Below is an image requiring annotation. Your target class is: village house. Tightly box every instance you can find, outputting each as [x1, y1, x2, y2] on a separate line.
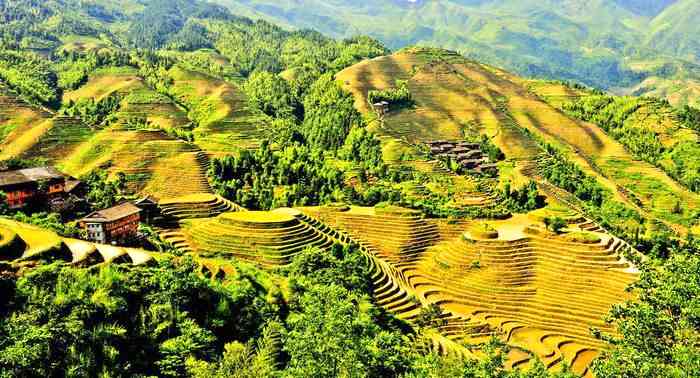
[372, 101, 390, 116]
[134, 196, 159, 223]
[0, 166, 67, 208]
[456, 142, 481, 150]
[80, 202, 142, 245]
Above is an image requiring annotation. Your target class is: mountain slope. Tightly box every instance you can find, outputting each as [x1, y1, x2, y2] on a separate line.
[214, 0, 700, 106]
[336, 48, 700, 233]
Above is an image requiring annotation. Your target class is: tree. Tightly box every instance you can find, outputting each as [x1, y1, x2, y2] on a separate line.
[244, 71, 300, 120]
[593, 249, 700, 377]
[340, 127, 384, 172]
[544, 216, 567, 234]
[301, 73, 363, 150]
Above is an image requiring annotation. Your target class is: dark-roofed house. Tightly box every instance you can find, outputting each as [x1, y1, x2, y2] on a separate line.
[80, 202, 142, 244]
[0, 166, 67, 208]
[372, 101, 390, 116]
[134, 196, 159, 222]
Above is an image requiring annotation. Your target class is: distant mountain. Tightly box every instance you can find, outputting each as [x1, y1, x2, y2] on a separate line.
[212, 0, 700, 106]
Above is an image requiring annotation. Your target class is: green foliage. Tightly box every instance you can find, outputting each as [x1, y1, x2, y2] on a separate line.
[186, 325, 280, 378]
[544, 216, 567, 234]
[244, 71, 300, 120]
[539, 146, 606, 206]
[562, 95, 700, 192]
[83, 170, 126, 210]
[11, 212, 81, 238]
[367, 80, 414, 109]
[0, 50, 58, 106]
[60, 92, 122, 127]
[678, 105, 700, 132]
[301, 73, 363, 150]
[282, 245, 412, 378]
[127, 0, 231, 50]
[0, 157, 49, 171]
[502, 181, 544, 212]
[209, 142, 345, 210]
[0, 257, 275, 376]
[593, 242, 700, 377]
[340, 127, 384, 172]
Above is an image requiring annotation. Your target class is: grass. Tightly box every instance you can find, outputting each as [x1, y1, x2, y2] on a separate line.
[528, 205, 580, 223]
[561, 232, 602, 244]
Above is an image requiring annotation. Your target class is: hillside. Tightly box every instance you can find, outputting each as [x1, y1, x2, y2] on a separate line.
[336, 48, 700, 234]
[1, 1, 699, 377]
[215, 0, 700, 107]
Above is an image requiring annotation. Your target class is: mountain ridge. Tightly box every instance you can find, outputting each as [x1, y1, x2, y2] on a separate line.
[211, 0, 700, 106]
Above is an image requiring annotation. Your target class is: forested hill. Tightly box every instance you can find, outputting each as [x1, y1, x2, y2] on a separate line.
[0, 0, 388, 107]
[212, 0, 700, 107]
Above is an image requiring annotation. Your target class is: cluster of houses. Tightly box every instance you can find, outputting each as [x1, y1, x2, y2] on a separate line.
[426, 140, 498, 175]
[0, 166, 157, 245]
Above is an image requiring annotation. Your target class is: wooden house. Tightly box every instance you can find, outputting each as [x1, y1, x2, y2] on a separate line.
[80, 202, 142, 245]
[0, 167, 67, 209]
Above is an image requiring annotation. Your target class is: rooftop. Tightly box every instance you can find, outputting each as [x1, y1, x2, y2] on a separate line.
[82, 202, 141, 223]
[0, 166, 65, 187]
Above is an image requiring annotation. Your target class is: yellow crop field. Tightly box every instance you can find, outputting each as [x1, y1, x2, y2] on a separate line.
[63, 70, 142, 103]
[0, 219, 156, 266]
[59, 128, 210, 198]
[301, 206, 638, 376]
[168, 67, 267, 156]
[338, 48, 700, 233]
[181, 208, 335, 267]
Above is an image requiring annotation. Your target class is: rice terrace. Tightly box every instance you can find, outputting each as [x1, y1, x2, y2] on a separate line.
[0, 1, 698, 377]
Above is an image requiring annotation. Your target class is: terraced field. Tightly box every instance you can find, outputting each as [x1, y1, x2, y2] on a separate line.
[168, 67, 267, 155]
[59, 128, 211, 198]
[62, 68, 142, 103]
[181, 208, 336, 267]
[0, 218, 250, 283]
[0, 219, 156, 266]
[300, 205, 638, 376]
[337, 48, 700, 232]
[117, 88, 191, 131]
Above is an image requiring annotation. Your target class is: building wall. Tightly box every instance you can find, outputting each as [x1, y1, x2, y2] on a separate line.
[85, 223, 106, 244]
[83, 213, 140, 244]
[105, 213, 140, 242]
[5, 185, 36, 208]
[2, 179, 65, 208]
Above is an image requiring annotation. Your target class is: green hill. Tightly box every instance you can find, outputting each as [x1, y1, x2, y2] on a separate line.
[214, 0, 700, 106]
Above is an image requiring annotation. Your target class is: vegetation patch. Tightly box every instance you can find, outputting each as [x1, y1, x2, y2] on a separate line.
[560, 231, 601, 244]
[467, 222, 498, 239]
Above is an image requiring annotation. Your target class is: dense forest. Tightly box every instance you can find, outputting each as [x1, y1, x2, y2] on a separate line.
[0, 0, 699, 376]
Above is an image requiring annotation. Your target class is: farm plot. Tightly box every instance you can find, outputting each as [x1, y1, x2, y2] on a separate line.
[181, 208, 335, 267]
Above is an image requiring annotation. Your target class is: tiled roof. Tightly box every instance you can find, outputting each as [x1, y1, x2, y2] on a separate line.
[82, 202, 141, 223]
[0, 167, 65, 187]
